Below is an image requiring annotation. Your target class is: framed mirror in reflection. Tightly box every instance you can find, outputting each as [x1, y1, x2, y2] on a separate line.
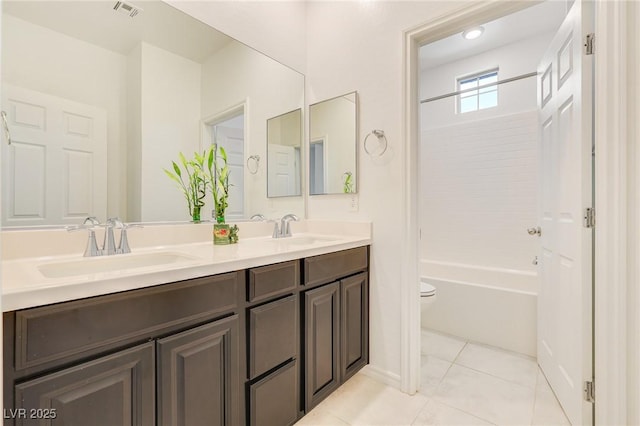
[309, 91, 358, 195]
[267, 109, 302, 198]
[0, 0, 305, 227]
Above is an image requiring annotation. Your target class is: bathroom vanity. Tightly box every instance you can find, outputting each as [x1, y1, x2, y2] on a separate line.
[2, 223, 370, 426]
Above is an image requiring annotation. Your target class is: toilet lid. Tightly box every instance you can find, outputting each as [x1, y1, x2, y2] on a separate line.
[420, 281, 436, 297]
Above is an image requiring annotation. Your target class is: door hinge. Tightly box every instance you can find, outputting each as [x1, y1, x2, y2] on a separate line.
[585, 33, 595, 55]
[584, 208, 595, 228]
[584, 380, 595, 403]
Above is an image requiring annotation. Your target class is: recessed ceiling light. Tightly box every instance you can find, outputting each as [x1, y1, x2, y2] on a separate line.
[462, 26, 484, 40]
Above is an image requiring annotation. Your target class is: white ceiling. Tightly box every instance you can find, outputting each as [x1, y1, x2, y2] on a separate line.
[420, 1, 568, 71]
[3, 0, 233, 63]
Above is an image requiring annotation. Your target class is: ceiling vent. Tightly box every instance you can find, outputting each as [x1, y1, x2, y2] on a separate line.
[113, 1, 142, 18]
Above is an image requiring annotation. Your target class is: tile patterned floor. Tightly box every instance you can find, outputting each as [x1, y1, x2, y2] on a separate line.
[295, 329, 570, 426]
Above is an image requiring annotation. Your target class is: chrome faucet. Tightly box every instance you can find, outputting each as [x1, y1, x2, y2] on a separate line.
[272, 214, 299, 238]
[67, 217, 102, 257]
[104, 217, 142, 255]
[250, 214, 266, 221]
[103, 217, 122, 256]
[69, 217, 141, 256]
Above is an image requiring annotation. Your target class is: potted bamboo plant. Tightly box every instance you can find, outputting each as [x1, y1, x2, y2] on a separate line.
[163, 152, 208, 222]
[206, 144, 232, 244]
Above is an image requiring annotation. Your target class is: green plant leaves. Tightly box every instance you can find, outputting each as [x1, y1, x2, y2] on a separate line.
[164, 144, 233, 222]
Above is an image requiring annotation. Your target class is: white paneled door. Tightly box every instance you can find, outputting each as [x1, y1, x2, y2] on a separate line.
[537, 1, 593, 425]
[214, 125, 245, 221]
[268, 144, 299, 197]
[1, 85, 107, 226]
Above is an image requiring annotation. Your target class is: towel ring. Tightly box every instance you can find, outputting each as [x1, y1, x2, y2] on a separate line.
[363, 129, 387, 156]
[247, 155, 260, 174]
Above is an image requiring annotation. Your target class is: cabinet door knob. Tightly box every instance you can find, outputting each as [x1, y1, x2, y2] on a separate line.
[527, 226, 541, 236]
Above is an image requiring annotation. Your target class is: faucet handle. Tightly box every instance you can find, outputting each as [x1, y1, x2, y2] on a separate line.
[106, 217, 124, 228]
[66, 217, 101, 231]
[117, 223, 142, 254]
[83, 216, 101, 226]
[67, 218, 101, 256]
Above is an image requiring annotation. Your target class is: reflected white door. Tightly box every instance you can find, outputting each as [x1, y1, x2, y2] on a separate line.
[309, 139, 326, 195]
[268, 144, 298, 197]
[537, 1, 593, 425]
[214, 125, 244, 221]
[1, 85, 107, 226]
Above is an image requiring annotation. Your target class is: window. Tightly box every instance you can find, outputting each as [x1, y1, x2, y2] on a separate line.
[457, 69, 498, 113]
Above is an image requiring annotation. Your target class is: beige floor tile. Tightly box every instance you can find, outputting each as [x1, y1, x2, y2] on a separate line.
[433, 364, 535, 426]
[294, 407, 351, 426]
[321, 373, 429, 426]
[412, 400, 496, 425]
[421, 329, 467, 362]
[531, 369, 571, 426]
[455, 343, 538, 388]
[419, 355, 452, 396]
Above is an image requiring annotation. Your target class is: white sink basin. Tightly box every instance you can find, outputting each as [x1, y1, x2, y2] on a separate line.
[38, 252, 198, 278]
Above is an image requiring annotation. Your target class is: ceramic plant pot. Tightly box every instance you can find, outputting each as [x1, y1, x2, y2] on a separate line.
[213, 223, 230, 245]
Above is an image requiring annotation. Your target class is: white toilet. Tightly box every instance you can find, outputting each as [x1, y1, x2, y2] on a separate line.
[420, 279, 437, 313]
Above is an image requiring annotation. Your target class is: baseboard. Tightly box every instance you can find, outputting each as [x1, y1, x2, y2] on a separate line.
[359, 364, 402, 390]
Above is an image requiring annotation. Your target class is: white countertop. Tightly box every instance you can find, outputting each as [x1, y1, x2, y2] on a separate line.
[1, 221, 371, 312]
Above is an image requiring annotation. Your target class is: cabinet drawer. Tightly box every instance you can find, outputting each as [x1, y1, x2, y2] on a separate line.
[248, 261, 299, 303]
[248, 295, 297, 379]
[15, 272, 240, 373]
[248, 359, 298, 426]
[304, 246, 368, 288]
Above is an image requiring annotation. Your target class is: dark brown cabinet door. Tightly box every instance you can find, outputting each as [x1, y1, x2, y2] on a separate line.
[157, 315, 239, 426]
[304, 282, 340, 411]
[14, 342, 155, 426]
[248, 359, 298, 426]
[340, 273, 369, 381]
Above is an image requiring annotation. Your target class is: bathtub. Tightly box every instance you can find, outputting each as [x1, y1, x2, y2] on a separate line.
[420, 260, 537, 357]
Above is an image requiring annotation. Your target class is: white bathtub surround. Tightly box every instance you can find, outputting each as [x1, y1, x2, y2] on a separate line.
[420, 276, 536, 356]
[1, 220, 371, 311]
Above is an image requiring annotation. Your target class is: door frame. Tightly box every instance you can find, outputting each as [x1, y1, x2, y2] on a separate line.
[201, 99, 249, 221]
[402, 1, 631, 424]
[401, 0, 541, 397]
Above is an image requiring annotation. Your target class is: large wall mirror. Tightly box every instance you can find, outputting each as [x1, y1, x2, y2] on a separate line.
[267, 109, 302, 197]
[1, 0, 305, 227]
[309, 92, 357, 195]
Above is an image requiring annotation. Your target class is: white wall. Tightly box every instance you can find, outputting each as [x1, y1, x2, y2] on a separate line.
[420, 32, 554, 128]
[166, 0, 307, 74]
[201, 41, 305, 219]
[2, 14, 128, 220]
[127, 45, 143, 223]
[627, 2, 640, 423]
[137, 43, 202, 222]
[305, 0, 475, 386]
